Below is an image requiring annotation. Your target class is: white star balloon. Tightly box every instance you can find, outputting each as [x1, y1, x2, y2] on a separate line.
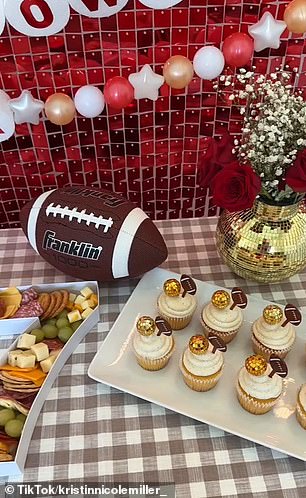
[128, 65, 164, 101]
[9, 90, 44, 125]
[248, 12, 286, 52]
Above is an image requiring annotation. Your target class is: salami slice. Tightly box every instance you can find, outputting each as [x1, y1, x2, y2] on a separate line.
[42, 338, 64, 352]
[12, 300, 44, 318]
[21, 287, 38, 305]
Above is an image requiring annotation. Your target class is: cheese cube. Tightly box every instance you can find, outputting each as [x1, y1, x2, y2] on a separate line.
[67, 309, 82, 323]
[74, 295, 86, 305]
[83, 298, 96, 310]
[80, 286, 93, 299]
[17, 333, 36, 350]
[69, 293, 77, 303]
[8, 350, 23, 367]
[40, 355, 56, 373]
[30, 343, 49, 362]
[91, 294, 98, 306]
[81, 307, 94, 320]
[16, 352, 36, 369]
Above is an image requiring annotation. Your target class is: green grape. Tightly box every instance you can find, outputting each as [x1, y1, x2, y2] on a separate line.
[0, 409, 15, 426]
[42, 324, 58, 339]
[71, 320, 82, 332]
[58, 326, 74, 344]
[57, 310, 68, 319]
[56, 317, 69, 329]
[16, 413, 27, 423]
[5, 419, 24, 438]
[30, 328, 45, 343]
[46, 318, 57, 326]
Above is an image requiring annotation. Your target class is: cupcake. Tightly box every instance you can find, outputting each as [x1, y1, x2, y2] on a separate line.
[296, 384, 306, 429]
[201, 288, 246, 344]
[252, 304, 296, 360]
[133, 315, 174, 371]
[157, 275, 197, 330]
[180, 334, 226, 392]
[236, 354, 284, 415]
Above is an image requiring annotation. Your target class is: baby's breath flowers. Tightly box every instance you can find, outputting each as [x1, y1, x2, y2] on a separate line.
[222, 69, 306, 203]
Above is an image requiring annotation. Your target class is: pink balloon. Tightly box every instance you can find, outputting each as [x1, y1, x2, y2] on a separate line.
[104, 76, 134, 110]
[222, 32, 254, 67]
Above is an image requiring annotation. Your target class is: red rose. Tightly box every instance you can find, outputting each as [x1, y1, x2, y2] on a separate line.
[211, 162, 261, 212]
[198, 133, 235, 190]
[285, 149, 306, 193]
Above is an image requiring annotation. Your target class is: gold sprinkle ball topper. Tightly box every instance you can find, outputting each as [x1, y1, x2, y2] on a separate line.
[189, 335, 209, 355]
[263, 305, 283, 325]
[136, 316, 156, 336]
[211, 290, 230, 309]
[245, 355, 267, 376]
[163, 278, 181, 297]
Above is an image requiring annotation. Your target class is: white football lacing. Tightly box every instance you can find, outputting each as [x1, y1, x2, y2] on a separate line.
[46, 203, 113, 232]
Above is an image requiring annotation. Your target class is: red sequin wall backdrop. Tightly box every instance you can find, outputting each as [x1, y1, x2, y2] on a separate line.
[0, 0, 305, 228]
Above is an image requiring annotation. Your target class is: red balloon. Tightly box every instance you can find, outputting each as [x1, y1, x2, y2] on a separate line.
[222, 32, 254, 67]
[104, 76, 134, 109]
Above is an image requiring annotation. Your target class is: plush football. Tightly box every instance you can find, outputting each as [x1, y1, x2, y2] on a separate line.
[20, 187, 168, 281]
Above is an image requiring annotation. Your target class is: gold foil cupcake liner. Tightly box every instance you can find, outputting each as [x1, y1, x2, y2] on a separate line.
[251, 331, 291, 361]
[157, 308, 193, 330]
[180, 358, 223, 392]
[200, 317, 239, 344]
[236, 381, 280, 415]
[134, 340, 174, 371]
[296, 397, 306, 430]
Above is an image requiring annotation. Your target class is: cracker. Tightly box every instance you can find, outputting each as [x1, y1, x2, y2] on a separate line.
[41, 292, 56, 320]
[0, 453, 13, 462]
[48, 291, 63, 318]
[38, 293, 51, 313]
[51, 290, 69, 318]
[4, 385, 39, 393]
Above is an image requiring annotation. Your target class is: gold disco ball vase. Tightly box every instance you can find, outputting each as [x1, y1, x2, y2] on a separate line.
[216, 198, 306, 283]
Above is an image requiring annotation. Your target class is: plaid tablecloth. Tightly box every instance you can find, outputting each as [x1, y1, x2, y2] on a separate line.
[0, 219, 306, 498]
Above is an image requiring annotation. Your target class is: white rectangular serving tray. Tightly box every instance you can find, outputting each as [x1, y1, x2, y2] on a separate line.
[0, 281, 99, 477]
[88, 268, 306, 462]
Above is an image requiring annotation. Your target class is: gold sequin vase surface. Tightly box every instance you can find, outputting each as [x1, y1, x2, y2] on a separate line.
[216, 198, 306, 283]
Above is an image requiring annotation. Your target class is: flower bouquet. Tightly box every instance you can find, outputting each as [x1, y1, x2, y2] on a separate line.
[198, 70, 306, 283]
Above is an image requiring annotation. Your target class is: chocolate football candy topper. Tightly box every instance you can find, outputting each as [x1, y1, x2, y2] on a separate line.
[281, 304, 302, 328]
[208, 333, 227, 353]
[155, 316, 172, 336]
[269, 354, 288, 378]
[230, 287, 248, 310]
[180, 274, 197, 298]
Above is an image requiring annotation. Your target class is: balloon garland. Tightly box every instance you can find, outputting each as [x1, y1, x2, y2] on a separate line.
[1, 2, 305, 143]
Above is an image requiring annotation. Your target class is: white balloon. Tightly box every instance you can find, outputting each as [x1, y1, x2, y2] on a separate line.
[248, 12, 286, 52]
[5, 0, 70, 37]
[139, 0, 182, 8]
[0, 0, 5, 36]
[193, 46, 225, 81]
[74, 85, 105, 118]
[69, 0, 128, 18]
[0, 90, 15, 143]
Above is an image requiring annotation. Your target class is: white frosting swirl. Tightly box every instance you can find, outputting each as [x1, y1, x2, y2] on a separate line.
[202, 302, 242, 332]
[133, 330, 173, 359]
[158, 293, 197, 317]
[299, 384, 306, 410]
[252, 316, 295, 350]
[182, 342, 223, 376]
[238, 366, 282, 399]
